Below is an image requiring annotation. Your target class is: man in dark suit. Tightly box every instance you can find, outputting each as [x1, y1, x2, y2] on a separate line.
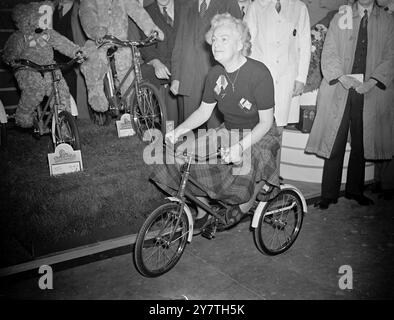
[53, 0, 90, 119]
[170, 0, 242, 127]
[53, 0, 81, 101]
[139, 0, 184, 126]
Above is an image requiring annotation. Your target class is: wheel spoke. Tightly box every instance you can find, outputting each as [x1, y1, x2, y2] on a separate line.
[144, 246, 160, 263]
[169, 231, 188, 244]
[132, 84, 164, 142]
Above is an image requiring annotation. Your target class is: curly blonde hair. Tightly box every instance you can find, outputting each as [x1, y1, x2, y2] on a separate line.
[205, 13, 251, 57]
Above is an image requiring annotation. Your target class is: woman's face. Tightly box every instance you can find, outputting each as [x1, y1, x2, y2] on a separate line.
[211, 23, 242, 65]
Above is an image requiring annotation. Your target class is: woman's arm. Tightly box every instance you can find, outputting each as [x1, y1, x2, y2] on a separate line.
[222, 108, 273, 164]
[240, 108, 273, 151]
[167, 101, 217, 143]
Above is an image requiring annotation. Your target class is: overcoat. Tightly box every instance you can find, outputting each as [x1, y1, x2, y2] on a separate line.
[244, 0, 311, 126]
[305, 4, 394, 160]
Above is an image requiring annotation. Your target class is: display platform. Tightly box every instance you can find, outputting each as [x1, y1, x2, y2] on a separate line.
[280, 128, 374, 183]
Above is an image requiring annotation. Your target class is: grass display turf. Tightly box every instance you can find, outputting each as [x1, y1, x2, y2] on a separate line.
[0, 119, 166, 267]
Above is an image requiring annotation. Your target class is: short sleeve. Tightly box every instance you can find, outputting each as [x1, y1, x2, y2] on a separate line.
[253, 67, 275, 110]
[201, 67, 218, 104]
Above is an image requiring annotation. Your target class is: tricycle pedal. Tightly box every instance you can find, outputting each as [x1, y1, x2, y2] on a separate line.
[201, 223, 217, 240]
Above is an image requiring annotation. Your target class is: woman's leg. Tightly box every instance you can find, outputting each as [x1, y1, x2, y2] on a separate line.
[195, 196, 210, 219]
[239, 180, 266, 213]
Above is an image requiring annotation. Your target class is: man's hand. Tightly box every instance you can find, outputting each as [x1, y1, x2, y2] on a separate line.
[149, 59, 171, 80]
[292, 80, 305, 97]
[355, 79, 377, 94]
[338, 75, 362, 90]
[170, 80, 180, 95]
[151, 29, 164, 41]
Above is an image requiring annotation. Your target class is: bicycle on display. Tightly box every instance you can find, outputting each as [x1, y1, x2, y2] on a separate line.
[95, 34, 167, 142]
[134, 145, 307, 277]
[11, 54, 86, 151]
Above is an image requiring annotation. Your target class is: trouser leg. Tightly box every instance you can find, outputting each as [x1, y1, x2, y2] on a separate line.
[276, 126, 284, 176]
[345, 89, 365, 195]
[177, 96, 184, 126]
[164, 86, 178, 127]
[380, 159, 394, 190]
[321, 94, 351, 200]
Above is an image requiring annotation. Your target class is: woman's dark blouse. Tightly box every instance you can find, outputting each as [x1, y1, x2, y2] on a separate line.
[202, 57, 275, 130]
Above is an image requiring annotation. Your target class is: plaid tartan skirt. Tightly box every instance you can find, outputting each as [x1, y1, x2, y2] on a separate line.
[150, 124, 281, 205]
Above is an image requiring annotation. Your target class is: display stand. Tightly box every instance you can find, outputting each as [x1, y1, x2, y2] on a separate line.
[48, 143, 83, 176]
[116, 113, 135, 138]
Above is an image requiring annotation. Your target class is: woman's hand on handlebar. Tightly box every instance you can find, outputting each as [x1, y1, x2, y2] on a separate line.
[165, 129, 179, 146]
[220, 143, 243, 165]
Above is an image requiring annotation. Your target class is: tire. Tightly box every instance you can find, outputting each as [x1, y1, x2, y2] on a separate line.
[254, 189, 304, 256]
[134, 202, 189, 277]
[130, 82, 167, 143]
[52, 111, 81, 151]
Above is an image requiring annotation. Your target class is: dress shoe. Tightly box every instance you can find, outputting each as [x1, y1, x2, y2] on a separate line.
[314, 197, 338, 210]
[345, 192, 374, 206]
[370, 181, 382, 194]
[379, 189, 394, 200]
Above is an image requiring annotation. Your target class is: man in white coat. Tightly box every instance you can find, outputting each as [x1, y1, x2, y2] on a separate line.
[244, 0, 311, 167]
[238, 0, 253, 17]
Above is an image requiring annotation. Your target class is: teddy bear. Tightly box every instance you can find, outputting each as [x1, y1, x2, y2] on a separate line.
[78, 0, 163, 118]
[2, 1, 83, 129]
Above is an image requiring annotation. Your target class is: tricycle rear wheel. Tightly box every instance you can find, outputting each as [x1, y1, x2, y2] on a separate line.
[254, 189, 304, 255]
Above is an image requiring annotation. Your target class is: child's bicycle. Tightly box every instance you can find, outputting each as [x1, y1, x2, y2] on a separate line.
[11, 54, 86, 151]
[134, 146, 307, 277]
[95, 34, 167, 142]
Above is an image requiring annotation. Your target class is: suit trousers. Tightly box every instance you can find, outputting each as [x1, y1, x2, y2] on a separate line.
[321, 88, 366, 199]
[374, 159, 394, 190]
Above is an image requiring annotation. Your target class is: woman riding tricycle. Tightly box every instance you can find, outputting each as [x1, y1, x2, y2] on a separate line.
[134, 13, 306, 277]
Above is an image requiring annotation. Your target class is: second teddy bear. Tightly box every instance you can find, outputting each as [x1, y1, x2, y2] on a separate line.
[79, 0, 163, 117]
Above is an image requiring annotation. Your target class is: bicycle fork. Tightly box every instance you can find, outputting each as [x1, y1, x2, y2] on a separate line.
[168, 159, 192, 240]
[34, 72, 60, 137]
[164, 158, 195, 243]
[50, 70, 65, 144]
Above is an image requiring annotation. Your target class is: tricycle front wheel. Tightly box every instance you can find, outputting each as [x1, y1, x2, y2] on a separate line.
[134, 202, 189, 277]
